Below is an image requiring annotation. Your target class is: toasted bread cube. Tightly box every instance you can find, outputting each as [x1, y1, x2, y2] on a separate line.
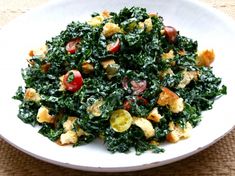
[24, 88, 41, 102]
[169, 98, 184, 113]
[196, 49, 215, 67]
[138, 18, 153, 32]
[157, 87, 184, 113]
[144, 18, 153, 32]
[166, 130, 180, 143]
[132, 117, 155, 138]
[157, 87, 179, 106]
[166, 121, 192, 143]
[87, 16, 104, 27]
[37, 106, 54, 123]
[86, 99, 104, 117]
[102, 22, 121, 37]
[60, 130, 78, 145]
[147, 107, 162, 123]
[101, 59, 115, 69]
[177, 71, 199, 88]
[101, 10, 111, 18]
[82, 62, 94, 74]
[63, 116, 77, 132]
[161, 50, 175, 60]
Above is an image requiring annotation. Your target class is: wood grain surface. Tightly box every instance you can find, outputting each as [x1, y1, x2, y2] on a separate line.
[0, 0, 235, 175]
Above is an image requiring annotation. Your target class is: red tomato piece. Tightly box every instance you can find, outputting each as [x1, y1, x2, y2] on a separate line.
[65, 38, 81, 54]
[164, 26, 177, 43]
[136, 96, 148, 105]
[107, 38, 121, 53]
[123, 100, 132, 111]
[63, 70, 83, 92]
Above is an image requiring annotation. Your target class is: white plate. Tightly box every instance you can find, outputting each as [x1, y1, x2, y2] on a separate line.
[0, 0, 235, 172]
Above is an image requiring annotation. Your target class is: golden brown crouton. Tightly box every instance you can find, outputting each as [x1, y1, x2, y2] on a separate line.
[132, 117, 155, 138]
[63, 116, 77, 132]
[24, 88, 41, 102]
[161, 50, 175, 60]
[102, 22, 122, 37]
[101, 59, 115, 69]
[101, 10, 111, 18]
[177, 71, 199, 88]
[196, 49, 215, 67]
[147, 107, 162, 123]
[157, 87, 184, 113]
[87, 99, 104, 117]
[82, 62, 94, 74]
[37, 106, 54, 123]
[60, 130, 78, 145]
[166, 122, 193, 143]
[157, 87, 179, 106]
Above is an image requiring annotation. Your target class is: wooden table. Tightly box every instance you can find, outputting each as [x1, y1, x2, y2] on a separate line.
[0, 0, 235, 175]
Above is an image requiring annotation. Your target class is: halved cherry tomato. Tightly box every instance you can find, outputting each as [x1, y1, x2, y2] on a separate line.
[130, 80, 147, 95]
[65, 38, 81, 54]
[123, 96, 148, 111]
[110, 109, 133, 132]
[164, 26, 177, 43]
[121, 77, 147, 95]
[107, 38, 121, 53]
[63, 70, 83, 92]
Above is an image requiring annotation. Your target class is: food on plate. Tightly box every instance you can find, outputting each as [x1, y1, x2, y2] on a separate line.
[13, 7, 226, 155]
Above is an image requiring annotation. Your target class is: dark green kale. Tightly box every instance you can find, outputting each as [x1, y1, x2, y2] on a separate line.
[104, 126, 164, 155]
[38, 124, 64, 141]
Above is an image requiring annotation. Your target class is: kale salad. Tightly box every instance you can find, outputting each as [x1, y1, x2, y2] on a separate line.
[13, 7, 226, 155]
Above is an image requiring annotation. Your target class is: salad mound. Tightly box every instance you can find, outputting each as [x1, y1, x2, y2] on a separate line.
[13, 7, 226, 155]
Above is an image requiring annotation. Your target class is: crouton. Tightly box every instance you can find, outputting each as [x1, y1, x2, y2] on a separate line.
[157, 87, 179, 106]
[37, 106, 54, 123]
[87, 99, 104, 117]
[24, 88, 41, 102]
[63, 116, 77, 132]
[161, 50, 175, 60]
[138, 18, 153, 32]
[157, 87, 184, 113]
[101, 59, 115, 69]
[102, 22, 121, 37]
[177, 71, 199, 88]
[147, 107, 162, 123]
[166, 121, 193, 143]
[196, 49, 215, 67]
[87, 16, 104, 26]
[82, 61, 94, 74]
[60, 130, 78, 145]
[132, 117, 155, 138]
[169, 98, 184, 113]
[101, 10, 111, 18]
